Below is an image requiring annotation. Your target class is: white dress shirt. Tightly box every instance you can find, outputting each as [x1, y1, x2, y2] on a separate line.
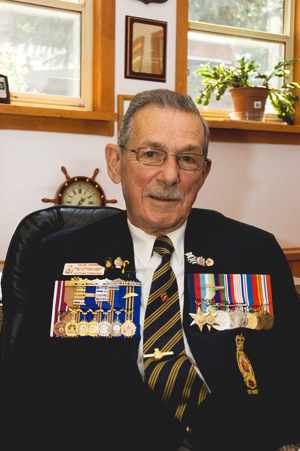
[127, 219, 209, 390]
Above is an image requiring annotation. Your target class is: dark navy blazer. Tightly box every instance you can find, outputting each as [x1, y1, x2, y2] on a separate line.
[4, 209, 299, 451]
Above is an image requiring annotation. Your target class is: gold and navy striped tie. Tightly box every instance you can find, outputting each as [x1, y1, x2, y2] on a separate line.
[143, 235, 208, 421]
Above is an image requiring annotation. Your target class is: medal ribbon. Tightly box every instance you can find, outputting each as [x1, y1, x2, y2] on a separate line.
[188, 274, 273, 316]
[50, 280, 67, 337]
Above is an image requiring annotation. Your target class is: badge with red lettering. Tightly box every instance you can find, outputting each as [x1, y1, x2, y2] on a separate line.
[63, 263, 105, 276]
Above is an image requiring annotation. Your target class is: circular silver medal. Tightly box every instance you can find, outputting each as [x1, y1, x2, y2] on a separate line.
[213, 311, 231, 331]
[110, 320, 122, 337]
[97, 319, 111, 337]
[228, 311, 240, 329]
[234, 309, 248, 328]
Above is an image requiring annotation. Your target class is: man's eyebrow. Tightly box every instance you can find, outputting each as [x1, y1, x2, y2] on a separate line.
[178, 145, 203, 154]
[140, 141, 165, 149]
[139, 142, 203, 153]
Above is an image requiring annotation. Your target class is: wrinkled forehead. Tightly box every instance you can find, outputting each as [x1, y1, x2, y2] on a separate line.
[128, 105, 206, 150]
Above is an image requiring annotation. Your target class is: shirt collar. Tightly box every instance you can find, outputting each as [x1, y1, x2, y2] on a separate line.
[127, 219, 186, 268]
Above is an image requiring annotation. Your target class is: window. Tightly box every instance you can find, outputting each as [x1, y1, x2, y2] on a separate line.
[0, 0, 92, 110]
[0, 0, 117, 136]
[187, 0, 295, 117]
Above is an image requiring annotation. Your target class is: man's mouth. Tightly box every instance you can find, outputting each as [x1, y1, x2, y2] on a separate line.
[150, 196, 178, 201]
[144, 187, 184, 202]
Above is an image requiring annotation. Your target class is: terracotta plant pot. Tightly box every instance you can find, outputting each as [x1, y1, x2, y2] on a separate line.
[229, 86, 270, 121]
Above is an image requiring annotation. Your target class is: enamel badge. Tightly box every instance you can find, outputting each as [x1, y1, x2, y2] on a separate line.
[235, 334, 258, 394]
[185, 252, 214, 267]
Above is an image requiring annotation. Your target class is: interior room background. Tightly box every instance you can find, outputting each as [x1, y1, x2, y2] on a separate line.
[0, 0, 299, 261]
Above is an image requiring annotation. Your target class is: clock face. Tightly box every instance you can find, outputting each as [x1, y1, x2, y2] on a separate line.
[59, 178, 106, 206]
[63, 183, 100, 206]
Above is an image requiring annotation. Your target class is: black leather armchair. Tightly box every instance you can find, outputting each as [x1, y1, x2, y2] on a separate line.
[0, 205, 122, 366]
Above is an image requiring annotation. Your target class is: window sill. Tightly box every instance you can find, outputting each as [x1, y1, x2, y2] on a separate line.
[0, 104, 117, 136]
[205, 118, 300, 145]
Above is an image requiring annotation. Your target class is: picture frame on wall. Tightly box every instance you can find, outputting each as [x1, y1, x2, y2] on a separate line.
[117, 94, 133, 131]
[125, 16, 167, 82]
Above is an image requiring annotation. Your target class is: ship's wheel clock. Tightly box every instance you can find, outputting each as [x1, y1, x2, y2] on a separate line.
[42, 166, 117, 207]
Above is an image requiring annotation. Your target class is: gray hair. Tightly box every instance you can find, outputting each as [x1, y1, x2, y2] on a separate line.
[118, 89, 210, 157]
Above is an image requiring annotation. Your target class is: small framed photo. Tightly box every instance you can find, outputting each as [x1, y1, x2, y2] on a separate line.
[125, 16, 167, 82]
[0, 74, 10, 104]
[117, 95, 133, 131]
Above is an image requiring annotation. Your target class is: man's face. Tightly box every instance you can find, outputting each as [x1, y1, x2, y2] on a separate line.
[106, 105, 211, 236]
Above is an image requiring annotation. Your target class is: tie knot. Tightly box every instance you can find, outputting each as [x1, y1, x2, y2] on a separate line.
[153, 235, 174, 256]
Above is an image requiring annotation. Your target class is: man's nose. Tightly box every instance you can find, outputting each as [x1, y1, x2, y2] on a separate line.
[157, 154, 180, 185]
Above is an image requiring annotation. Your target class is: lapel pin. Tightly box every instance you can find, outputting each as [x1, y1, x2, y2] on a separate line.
[114, 257, 123, 269]
[185, 252, 214, 267]
[161, 292, 169, 302]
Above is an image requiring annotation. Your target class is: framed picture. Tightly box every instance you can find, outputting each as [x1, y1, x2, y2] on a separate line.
[125, 16, 167, 82]
[117, 95, 133, 131]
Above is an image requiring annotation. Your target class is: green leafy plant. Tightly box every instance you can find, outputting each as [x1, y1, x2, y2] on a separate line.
[195, 56, 300, 125]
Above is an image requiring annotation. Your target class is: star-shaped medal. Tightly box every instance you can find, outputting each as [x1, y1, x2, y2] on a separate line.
[204, 309, 217, 331]
[189, 309, 208, 331]
[190, 307, 217, 332]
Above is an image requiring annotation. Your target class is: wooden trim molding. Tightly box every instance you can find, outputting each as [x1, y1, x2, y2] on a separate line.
[0, 0, 116, 136]
[283, 248, 300, 278]
[175, 0, 300, 144]
[175, 0, 188, 94]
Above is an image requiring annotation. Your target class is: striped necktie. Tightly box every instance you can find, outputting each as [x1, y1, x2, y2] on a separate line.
[143, 235, 208, 421]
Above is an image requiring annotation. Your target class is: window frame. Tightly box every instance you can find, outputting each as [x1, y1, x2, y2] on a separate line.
[0, 0, 116, 136]
[1, 0, 93, 110]
[176, 0, 300, 145]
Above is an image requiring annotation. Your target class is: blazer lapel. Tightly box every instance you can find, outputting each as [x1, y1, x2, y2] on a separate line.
[183, 210, 224, 393]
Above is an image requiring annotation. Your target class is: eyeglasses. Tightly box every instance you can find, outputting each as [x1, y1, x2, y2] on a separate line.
[121, 147, 207, 171]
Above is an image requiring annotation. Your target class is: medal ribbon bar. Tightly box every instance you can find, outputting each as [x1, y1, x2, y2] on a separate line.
[188, 274, 273, 316]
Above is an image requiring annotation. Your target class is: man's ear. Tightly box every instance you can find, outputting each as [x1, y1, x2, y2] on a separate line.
[199, 158, 212, 188]
[203, 158, 212, 182]
[105, 144, 122, 184]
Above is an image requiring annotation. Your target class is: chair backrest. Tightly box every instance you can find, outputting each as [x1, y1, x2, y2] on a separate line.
[0, 205, 122, 366]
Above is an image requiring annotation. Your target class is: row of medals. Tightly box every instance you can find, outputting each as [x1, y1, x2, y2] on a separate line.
[191, 305, 274, 331]
[53, 308, 136, 338]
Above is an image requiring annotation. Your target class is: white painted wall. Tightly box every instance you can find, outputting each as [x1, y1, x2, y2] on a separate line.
[0, 0, 299, 260]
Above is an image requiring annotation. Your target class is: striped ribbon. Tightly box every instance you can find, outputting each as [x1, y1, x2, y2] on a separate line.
[143, 236, 208, 421]
[50, 280, 141, 337]
[188, 274, 273, 316]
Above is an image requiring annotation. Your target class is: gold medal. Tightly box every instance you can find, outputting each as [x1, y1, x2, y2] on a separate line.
[246, 312, 258, 329]
[121, 320, 136, 337]
[88, 310, 99, 337]
[65, 308, 79, 337]
[78, 310, 89, 337]
[262, 312, 274, 330]
[253, 312, 264, 330]
[122, 288, 136, 337]
[236, 334, 258, 393]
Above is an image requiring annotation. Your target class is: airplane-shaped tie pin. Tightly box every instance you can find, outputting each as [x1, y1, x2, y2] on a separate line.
[143, 348, 174, 360]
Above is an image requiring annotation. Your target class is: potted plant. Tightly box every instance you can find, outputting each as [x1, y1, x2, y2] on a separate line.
[195, 56, 300, 124]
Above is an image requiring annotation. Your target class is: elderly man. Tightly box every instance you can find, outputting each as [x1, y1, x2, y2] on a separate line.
[2, 89, 299, 451]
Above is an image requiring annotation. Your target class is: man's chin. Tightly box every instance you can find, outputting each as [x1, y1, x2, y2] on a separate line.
[141, 212, 187, 235]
